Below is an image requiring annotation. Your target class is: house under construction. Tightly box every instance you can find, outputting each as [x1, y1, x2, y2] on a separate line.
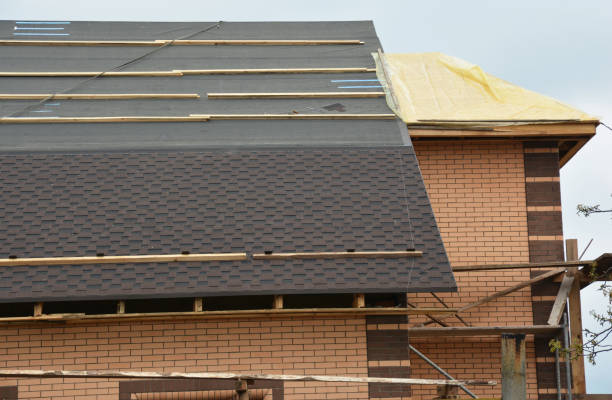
[0, 20, 609, 400]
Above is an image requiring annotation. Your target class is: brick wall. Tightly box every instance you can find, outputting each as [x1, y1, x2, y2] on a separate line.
[0, 317, 369, 399]
[409, 140, 538, 400]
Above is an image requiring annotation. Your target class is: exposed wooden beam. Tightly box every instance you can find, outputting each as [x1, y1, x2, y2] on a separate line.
[547, 273, 574, 325]
[352, 294, 365, 308]
[117, 301, 126, 314]
[0, 93, 200, 100]
[0, 71, 183, 77]
[33, 302, 43, 317]
[559, 138, 590, 167]
[178, 67, 376, 75]
[0, 116, 211, 124]
[0, 307, 458, 325]
[458, 269, 564, 313]
[501, 334, 527, 400]
[0, 252, 247, 267]
[207, 92, 385, 99]
[0, 39, 364, 46]
[407, 325, 562, 337]
[273, 295, 284, 309]
[0, 368, 496, 386]
[452, 260, 591, 272]
[252, 250, 421, 260]
[194, 298, 203, 313]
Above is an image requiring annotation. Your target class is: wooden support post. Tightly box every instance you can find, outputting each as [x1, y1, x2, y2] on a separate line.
[501, 333, 527, 400]
[273, 295, 283, 309]
[194, 298, 203, 312]
[548, 273, 574, 325]
[236, 379, 249, 400]
[353, 294, 365, 308]
[566, 239, 586, 395]
[33, 302, 43, 317]
[117, 301, 125, 314]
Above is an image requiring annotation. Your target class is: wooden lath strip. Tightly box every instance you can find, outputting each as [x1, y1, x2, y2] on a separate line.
[0, 307, 459, 325]
[0, 114, 394, 124]
[207, 92, 385, 99]
[0, 116, 211, 124]
[0, 39, 364, 46]
[0, 71, 183, 77]
[252, 251, 422, 260]
[201, 113, 396, 120]
[0, 253, 247, 267]
[178, 67, 377, 75]
[408, 325, 563, 337]
[0, 67, 376, 77]
[452, 260, 591, 272]
[0, 93, 200, 100]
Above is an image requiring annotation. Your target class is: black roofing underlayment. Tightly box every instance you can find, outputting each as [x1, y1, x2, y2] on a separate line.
[0, 21, 456, 302]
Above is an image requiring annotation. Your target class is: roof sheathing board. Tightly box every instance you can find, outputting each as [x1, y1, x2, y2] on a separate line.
[0, 20, 456, 301]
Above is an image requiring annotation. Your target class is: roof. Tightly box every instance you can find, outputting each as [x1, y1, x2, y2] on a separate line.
[0, 20, 456, 302]
[376, 52, 598, 125]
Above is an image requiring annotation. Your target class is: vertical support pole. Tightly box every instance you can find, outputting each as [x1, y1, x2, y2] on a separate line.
[33, 302, 43, 317]
[353, 293, 365, 308]
[501, 333, 526, 400]
[563, 314, 573, 400]
[117, 300, 125, 314]
[236, 379, 249, 400]
[273, 295, 283, 309]
[565, 239, 586, 395]
[194, 298, 203, 312]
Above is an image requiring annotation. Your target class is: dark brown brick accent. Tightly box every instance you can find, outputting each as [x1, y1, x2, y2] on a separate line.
[525, 182, 562, 206]
[368, 366, 411, 398]
[531, 271, 562, 297]
[527, 211, 563, 236]
[532, 301, 555, 325]
[365, 315, 409, 326]
[366, 329, 409, 361]
[529, 241, 565, 263]
[524, 153, 560, 177]
[0, 386, 17, 400]
[119, 379, 283, 400]
[536, 362, 570, 388]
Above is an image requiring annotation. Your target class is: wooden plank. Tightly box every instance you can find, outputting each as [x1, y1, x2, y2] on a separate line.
[566, 239, 586, 395]
[458, 269, 564, 313]
[0, 93, 200, 100]
[252, 250, 422, 260]
[0, 114, 395, 124]
[273, 295, 283, 310]
[0, 368, 495, 386]
[0, 116, 211, 124]
[409, 122, 598, 138]
[0, 307, 458, 325]
[201, 114, 396, 120]
[0, 71, 183, 77]
[207, 92, 385, 99]
[501, 334, 527, 400]
[352, 294, 365, 308]
[33, 302, 43, 317]
[452, 260, 590, 272]
[547, 273, 574, 325]
[194, 298, 203, 313]
[0, 252, 247, 267]
[178, 67, 376, 75]
[0, 39, 364, 46]
[407, 325, 562, 337]
[117, 301, 125, 314]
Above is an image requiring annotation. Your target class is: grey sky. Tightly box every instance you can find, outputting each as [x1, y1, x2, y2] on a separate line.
[2, 0, 611, 392]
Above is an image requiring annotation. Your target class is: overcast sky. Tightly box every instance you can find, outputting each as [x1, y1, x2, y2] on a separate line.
[2, 0, 611, 392]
